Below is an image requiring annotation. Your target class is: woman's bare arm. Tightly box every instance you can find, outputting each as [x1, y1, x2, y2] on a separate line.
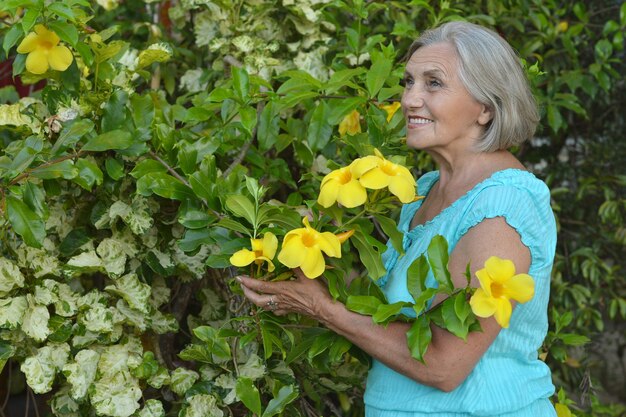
[239, 216, 530, 391]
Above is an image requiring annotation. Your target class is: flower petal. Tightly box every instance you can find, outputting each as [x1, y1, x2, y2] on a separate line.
[503, 273, 535, 303]
[388, 176, 416, 203]
[336, 180, 367, 208]
[485, 256, 516, 283]
[493, 297, 513, 328]
[36, 25, 60, 45]
[255, 256, 275, 272]
[359, 168, 390, 190]
[299, 247, 326, 278]
[469, 288, 496, 318]
[262, 232, 278, 259]
[25, 49, 49, 74]
[317, 180, 340, 208]
[48, 45, 73, 71]
[229, 249, 256, 267]
[17, 33, 39, 53]
[475, 267, 494, 297]
[317, 232, 341, 258]
[277, 237, 307, 268]
[350, 156, 378, 178]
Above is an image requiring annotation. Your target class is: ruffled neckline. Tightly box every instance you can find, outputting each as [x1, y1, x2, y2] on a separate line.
[403, 168, 535, 238]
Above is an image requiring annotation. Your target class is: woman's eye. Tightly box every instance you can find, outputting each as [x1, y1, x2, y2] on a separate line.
[401, 77, 414, 88]
[428, 79, 442, 88]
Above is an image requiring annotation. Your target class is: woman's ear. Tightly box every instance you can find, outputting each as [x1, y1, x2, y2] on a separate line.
[478, 104, 493, 126]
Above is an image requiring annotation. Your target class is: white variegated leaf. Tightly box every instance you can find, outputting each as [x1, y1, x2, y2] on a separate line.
[91, 370, 142, 417]
[65, 250, 104, 276]
[21, 344, 69, 394]
[149, 310, 179, 334]
[137, 399, 165, 417]
[62, 349, 99, 400]
[170, 368, 199, 396]
[0, 257, 25, 296]
[97, 238, 128, 277]
[238, 354, 266, 380]
[50, 386, 80, 416]
[215, 374, 236, 404]
[22, 295, 51, 341]
[147, 367, 170, 389]
[181, 394, 224, 417]
[105, 273, 150, 313]
[80, 303, 116, 333]
[116, 300, 148, 331]
[0, 296, 27, 329]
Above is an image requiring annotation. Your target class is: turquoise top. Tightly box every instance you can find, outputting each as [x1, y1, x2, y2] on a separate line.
[364, 169, 557, 417]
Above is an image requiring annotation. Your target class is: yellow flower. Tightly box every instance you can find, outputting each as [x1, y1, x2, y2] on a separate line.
[17, 25, 74, 75]
[351, 148, 416, 203]
[379, 101, 401, 122]
[230, 232, 278, 272]
[317, 164, 367, 208]
[554, 403, 572, 417]
[277, 217, 341, 279]
[469, 256, 535, 328]
[338, 110, 361, 136]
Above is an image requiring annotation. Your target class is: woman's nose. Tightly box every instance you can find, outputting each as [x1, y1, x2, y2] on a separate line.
[402, 87, 425, 109]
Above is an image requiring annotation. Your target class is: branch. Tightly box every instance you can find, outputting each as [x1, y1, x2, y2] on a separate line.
[148, 150, 192, 188]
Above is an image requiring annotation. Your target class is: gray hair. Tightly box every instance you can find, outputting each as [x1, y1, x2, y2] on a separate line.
[407, 21, 539, 152]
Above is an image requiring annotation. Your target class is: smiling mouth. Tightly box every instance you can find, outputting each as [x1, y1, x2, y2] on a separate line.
[408, 116, 433, 125]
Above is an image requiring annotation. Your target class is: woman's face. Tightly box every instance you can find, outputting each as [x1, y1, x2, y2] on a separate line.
[401, 42, 491, 153]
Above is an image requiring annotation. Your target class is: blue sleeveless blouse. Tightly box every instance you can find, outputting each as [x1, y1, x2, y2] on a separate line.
[364, 169, 557, 417]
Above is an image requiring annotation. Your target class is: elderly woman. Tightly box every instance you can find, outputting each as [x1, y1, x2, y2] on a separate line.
[239, 21, 557, 417]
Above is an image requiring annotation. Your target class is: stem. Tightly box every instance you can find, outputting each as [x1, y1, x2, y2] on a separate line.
[337, 208, 367, 231]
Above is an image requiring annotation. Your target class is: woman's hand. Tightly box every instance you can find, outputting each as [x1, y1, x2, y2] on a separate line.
[238, 269, 334, 320]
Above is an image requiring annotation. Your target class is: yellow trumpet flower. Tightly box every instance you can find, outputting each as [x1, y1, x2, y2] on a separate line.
[351, 149, 416, 203]
[379, 101, 401, 122]
[338, 110, 361, 136]
[17, 25, 74, 75]
[277, 217, 341, 279]
[469, 256, 535, 328]
[317, 164, 367, 208]
[230, 232, 278, 272]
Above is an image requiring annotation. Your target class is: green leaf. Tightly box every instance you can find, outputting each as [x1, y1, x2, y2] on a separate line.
[105, 158, 125, 180]
[345, 295, 382, 316]
[51, 119, 95, 156]
[216, 218, 251, 236]
[351, 229, 387, 280]
[372, 302, 409, 324]
[236, 377, 262, 416]
[261, 385, 298, 417]
[407, 254, 429, 303]
[406, 315, 432, 363]
[225, 194, 256, 225]
[327, 97, 368, 125]
[440, 295, 469, 340]
[82, 130, 133, 152]
[73, 158, 104, 190]
[3, 24, 23, 57]
[307, 101, 333, 151]
[559, 333, 591, 346]
[374, 214, 405, 256]
[0, 340, 15, 374]
[23, 181, 47, 219]
[258, 102, 280, 151]
[47, 21, 78, 47]
[366, 55, 393, 98]
[232, 66, 250, 102]
[7, 136, 43, 177]
[6, 196, 45, 248]
[30, 160, 78, 180]
[136, 172, 195, 201]
[177, 228, 214, 252]
[427, 235, 452, 291]
[192, 326, 231, 359]
[130, 159, 167, 178]
[21, 7, 40, 33]
[47, 2, 76, 20]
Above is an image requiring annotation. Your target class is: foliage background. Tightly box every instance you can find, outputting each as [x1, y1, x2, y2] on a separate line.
[0, 0, 624, 416]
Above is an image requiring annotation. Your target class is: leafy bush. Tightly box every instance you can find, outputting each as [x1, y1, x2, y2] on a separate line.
[0, 0, 624, 416]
